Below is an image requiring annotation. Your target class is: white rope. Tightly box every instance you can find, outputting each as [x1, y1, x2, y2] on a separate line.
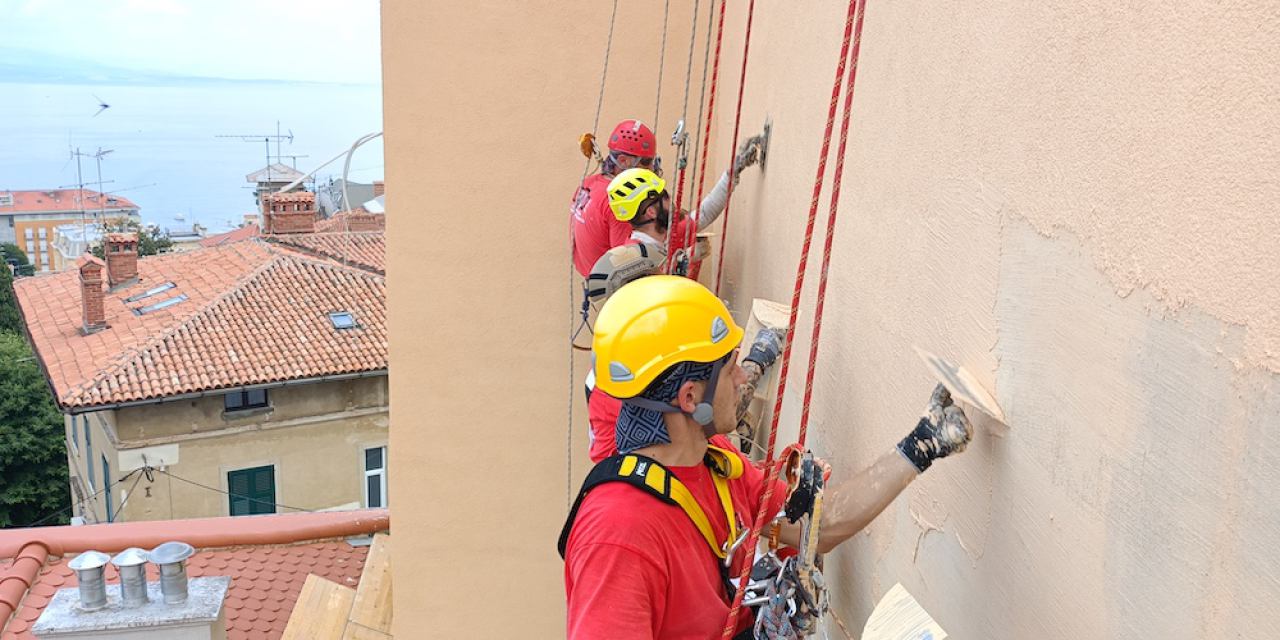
[569, 0, 621, 510]
[653, 0, 671, 135]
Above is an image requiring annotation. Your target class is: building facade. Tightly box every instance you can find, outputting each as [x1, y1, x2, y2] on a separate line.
[0, 189, 140, 272]
[15, 192, 389, 525]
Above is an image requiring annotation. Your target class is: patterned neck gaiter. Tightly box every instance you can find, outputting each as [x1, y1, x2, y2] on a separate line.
[615, 360, 716, 454]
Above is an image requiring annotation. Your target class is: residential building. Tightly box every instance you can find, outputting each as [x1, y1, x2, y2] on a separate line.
[0, 189, 140, 273]
[383, 0, 1280, 637]
[163, 223, 208, 252]
[13, 192, 387, 526]
[245, 164, 305, 206]
[48, 224, 101, 272]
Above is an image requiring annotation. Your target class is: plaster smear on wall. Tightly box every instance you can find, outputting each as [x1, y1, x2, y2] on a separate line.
[819, 218, 1280, 638]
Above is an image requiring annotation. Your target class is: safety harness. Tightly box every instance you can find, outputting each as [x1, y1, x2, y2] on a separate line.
[559, 445, 743, 560]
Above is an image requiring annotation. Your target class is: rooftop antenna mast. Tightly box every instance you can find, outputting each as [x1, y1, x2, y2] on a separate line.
[215, 121, 296, 183]
[63, 147, 115, 240]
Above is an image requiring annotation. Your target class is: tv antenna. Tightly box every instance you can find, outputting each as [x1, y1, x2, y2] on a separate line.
[63, 147, 116, 239]
[216, 121, 297, 182]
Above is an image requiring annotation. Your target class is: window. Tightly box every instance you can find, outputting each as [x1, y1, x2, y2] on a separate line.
[70, 416, 79, 453]
[37, 227, 46, 239]
[134, 294, 188, 315]
[24, 228, 32, 240]
[227, 465, 276, 516]
[85, 426, 95, 492]
[364, 446, 387, 508]
[103, 455, 113, 522]
[124, 282, 176, 303]
[224, 388, 269, 412]
[329, 311, 356, 330]
[0, 193, 12, 206]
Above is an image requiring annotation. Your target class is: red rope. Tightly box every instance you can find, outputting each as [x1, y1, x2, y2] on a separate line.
[719, 0, 867, 635]
[682, 0, 728, 280]
[711, 0, 756, 295]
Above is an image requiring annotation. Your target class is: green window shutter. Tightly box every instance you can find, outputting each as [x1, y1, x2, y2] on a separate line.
[227, 465, 276, 516]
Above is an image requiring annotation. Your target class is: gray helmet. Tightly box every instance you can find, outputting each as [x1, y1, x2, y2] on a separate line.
[585, 242, 667, 304]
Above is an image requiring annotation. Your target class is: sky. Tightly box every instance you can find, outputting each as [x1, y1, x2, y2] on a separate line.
[2, 0, 382, 84]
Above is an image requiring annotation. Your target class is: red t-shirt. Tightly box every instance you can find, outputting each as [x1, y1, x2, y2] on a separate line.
[572, 173, 634, 276]
[564, 436, 787, 639]
[587, 388, 621, 464]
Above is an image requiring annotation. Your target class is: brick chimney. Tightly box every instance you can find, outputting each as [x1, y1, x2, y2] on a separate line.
[372, 180, 385, 198]
[344, 212, 385, 232]
[262, 192, 317, 234]
[104, 233, 138, 288]
[78, 255, 107, 334]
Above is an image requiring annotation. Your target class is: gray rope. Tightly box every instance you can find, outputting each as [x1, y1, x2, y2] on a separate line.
[687, 0, 716, 216]
[570, 0, 620, 510]
[653, 0, 671, 134]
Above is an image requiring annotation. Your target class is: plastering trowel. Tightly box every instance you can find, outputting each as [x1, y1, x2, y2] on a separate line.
[862, 583, 947, 640]
[912, 346, 1007, 427]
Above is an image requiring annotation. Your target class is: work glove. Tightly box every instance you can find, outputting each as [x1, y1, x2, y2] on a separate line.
[743, 327, 784, 370]
[896, 384, 973, 473]
[732, 136, 764, 184]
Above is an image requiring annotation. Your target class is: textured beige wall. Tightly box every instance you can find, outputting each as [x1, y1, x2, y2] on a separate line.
[385, 0, 1280, 637]
[711, 1, 1280, 637]
[382, 0, 706, 636]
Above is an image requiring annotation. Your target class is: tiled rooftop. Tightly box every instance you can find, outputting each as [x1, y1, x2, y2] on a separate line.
[269, 232, 386, 275]
[0, 510, 388, 640]
[13, 239, 386, 410]
[0, 189, 139, 214]
[315, 210, 385, 233]
[199, 224, 260, 248]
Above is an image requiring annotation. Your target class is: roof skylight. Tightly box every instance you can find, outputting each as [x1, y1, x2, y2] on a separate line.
[134, 294, 188, 316]
[123, 282, 176, 303]
[328, 311, 356, 329]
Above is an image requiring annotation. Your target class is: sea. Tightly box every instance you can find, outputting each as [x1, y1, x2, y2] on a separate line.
[0, 80, 384, 234]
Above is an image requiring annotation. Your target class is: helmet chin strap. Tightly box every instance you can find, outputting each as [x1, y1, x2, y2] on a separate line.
[623, 357, 727, 439]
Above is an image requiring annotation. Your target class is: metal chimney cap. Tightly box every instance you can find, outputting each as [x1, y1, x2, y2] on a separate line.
[149, 541, 194, 564]
[111, 547, 149, 568]
[68, 550, 110, 571]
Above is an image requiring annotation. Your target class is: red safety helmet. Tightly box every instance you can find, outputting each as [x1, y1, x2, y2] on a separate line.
[608, 119, 657, 159]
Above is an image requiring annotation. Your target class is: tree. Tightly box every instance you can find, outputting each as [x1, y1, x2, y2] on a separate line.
[90, 221, 174, 259]
[0, 251, 22, 334]
[1, 243, 32, 277]
[0, 331, 69, 527]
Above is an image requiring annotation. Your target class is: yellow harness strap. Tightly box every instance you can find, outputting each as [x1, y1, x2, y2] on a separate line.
[558, 446, 746, 562]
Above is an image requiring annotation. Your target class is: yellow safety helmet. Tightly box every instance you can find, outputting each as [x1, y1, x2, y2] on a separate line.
[593, 275, 744, 400]
[607, 168, 666, 222]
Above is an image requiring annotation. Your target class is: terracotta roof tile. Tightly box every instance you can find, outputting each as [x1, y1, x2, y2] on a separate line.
[199, 224, 260, 248]
[269, 232, 385, 274]
[0, 189, 139, 214]
[14, 240, 386, 410]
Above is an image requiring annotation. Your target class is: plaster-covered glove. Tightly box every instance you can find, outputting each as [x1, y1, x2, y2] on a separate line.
[743, 327, 784, 370]
[896, 384, 973, 472]
[733, 136, 763, 183]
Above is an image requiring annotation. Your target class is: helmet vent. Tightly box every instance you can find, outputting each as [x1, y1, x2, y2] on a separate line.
[609, 362, 635, 382]
[711, 317, 729, 343]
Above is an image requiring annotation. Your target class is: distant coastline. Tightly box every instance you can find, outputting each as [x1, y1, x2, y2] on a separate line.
[0, 46, 378, 88]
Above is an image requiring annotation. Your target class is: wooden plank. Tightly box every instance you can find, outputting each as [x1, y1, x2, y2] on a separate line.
[342, 623, 393, 640]
[348, 533, 393, 634]
[862, 583, 948, 640]
[912, 346, 1007, 425]
[735, 298, 792, 462]
[281, 574, 357, 640]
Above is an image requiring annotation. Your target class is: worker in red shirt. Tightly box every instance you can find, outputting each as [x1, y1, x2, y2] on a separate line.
[560, 276, 974, 639]
[571, 121, 765, 277]
[571, 119, 660, 277]
[581, 243, 783, 463]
